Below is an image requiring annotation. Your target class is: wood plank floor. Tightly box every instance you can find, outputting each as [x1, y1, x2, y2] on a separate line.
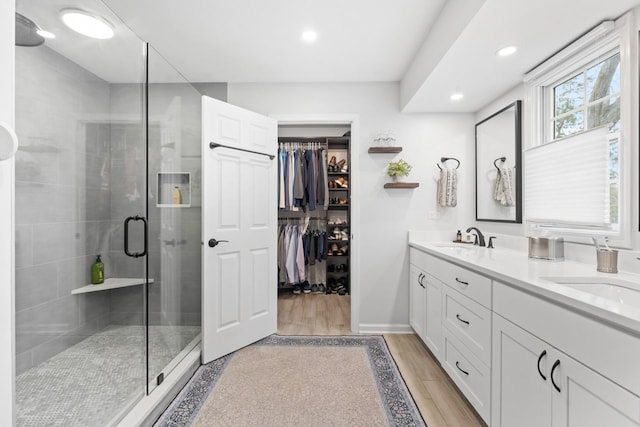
[277, 291, 486, 427]
[277, 290, 351, 335]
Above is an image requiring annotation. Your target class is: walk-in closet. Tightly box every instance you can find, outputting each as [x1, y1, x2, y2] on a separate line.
[276, 126, 352, 335]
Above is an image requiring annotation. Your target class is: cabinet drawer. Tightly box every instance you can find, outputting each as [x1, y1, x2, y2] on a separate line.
[427, 253, 492, 308]
[442, 331, 491, 424]
[443, 287, 491, 366]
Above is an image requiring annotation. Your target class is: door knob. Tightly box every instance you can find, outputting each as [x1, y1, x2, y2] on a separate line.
[208, 238, 229, 248]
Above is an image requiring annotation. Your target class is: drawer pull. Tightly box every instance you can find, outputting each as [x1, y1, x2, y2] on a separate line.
[455, 361, 469, 376]
[551, 360, 561, 392]
[455, 314, 470, 325]
[455, 277, 469, 286]
[537, 350, 547, 381]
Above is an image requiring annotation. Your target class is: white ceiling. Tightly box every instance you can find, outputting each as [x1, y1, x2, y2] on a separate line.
[402, 0, 640, 113]
[18, 0, 640, 113]
[102, 0, 445, 83]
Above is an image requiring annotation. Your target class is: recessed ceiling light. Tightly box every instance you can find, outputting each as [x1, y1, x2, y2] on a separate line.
[450, 92, 464, 101]
[60, 9, 114, 39]
[497, 45, 518, 57]
[36, 29, 55, 39]
[301, 30, 317, 43]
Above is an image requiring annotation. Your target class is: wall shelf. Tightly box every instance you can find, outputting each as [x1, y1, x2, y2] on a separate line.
[157, 172, 191, 207]
[384, 182, 419, 189]
[71, 278, 154, 295]
[368, 147, 403, 154]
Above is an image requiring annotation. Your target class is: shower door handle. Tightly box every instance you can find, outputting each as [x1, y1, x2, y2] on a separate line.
[124, 216, 147, 258]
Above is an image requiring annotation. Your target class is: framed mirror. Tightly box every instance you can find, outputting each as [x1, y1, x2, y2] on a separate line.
[475, 100, 522, 223]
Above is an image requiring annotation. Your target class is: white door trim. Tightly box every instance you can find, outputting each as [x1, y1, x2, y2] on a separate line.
[271, 113, 360, 334]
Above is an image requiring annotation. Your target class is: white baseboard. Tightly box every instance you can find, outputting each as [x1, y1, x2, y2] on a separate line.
[358, 324, 414, 334]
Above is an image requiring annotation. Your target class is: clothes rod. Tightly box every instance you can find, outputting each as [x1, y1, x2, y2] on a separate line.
[209, 142, 275, 160]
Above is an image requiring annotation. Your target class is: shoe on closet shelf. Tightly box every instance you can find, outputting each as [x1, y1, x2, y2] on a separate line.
[329, 155, 337, 166]
[318, 283, 326, 294]
[340, 231, 349, 240]
[302, 281, 311, 294]
[338, 198, 348, 205]
[330, 243, 339, 255]
[292, 284, 301, 295]
[337, 244, 348, 256]
[310, 284, 319, 294]
[341, 164, 349, 173]
[334, 177, 348, 188]
[336, 159, 346, 169]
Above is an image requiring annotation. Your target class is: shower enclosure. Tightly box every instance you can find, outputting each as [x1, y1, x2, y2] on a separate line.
[14, 1, 202, 425]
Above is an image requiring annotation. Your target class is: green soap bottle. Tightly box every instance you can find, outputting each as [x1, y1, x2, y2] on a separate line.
[91, 255, 104, 284]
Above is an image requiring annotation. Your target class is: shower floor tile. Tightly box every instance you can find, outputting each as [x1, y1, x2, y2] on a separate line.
[16, 324, 200, 427]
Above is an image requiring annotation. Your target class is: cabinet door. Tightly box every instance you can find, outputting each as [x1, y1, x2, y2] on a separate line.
[552, 350, 640, 427]
[423, 274, 442, 361]
[409, 264, 426, 340]
[492, 314, 552, 427]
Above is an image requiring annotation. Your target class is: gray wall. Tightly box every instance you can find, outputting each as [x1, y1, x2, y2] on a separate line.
[14, 46, 116, 374]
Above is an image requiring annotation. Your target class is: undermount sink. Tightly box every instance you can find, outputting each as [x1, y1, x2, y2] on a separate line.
[432, 242, 476, 250]
[541, 276, 640, 308]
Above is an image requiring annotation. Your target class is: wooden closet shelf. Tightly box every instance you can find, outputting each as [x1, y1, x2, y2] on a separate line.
[384, 182, 419, 189]
[368, 147, 403, 154]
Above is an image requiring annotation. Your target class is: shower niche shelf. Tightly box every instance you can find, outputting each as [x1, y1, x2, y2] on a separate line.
[157, 172, 191, 207]
[71, 278, 155, 295]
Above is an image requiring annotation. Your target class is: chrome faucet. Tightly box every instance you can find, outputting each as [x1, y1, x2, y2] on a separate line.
[466, 227, 486, 247]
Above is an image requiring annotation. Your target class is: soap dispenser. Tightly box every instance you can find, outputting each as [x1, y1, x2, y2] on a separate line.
[91, 255, 104, 284]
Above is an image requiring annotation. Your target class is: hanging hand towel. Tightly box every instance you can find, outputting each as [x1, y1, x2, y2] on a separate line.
[437, 168, 458, 207]
[449, 169, 458, 207]
[437, 169, 448, 207]
[494, 167, 515, 206]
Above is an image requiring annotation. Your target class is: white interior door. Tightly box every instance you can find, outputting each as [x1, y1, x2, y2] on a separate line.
[201, 96, 277, 363]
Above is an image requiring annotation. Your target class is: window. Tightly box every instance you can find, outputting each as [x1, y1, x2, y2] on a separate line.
[548, 52, 621, 225]
[523, 18, 632, 245]
[551, 53, 620, 139]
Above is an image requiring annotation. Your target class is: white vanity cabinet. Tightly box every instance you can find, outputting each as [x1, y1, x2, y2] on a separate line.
[410, 247, 491, 422]
[409, 249, 443, 361]
[409, 264, 427, 340]
[493, 282, 640, 427]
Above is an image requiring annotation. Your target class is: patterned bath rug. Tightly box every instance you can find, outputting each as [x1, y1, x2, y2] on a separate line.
[155, 335, 425, 426]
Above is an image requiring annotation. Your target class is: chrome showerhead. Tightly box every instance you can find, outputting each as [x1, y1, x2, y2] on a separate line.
[16, 12, 45, 47]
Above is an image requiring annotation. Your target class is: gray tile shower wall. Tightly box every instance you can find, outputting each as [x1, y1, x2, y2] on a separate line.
[15, 46, 123, 374]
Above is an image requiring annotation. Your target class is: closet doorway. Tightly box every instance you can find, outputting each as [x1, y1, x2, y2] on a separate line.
[274, 116, 360, 336]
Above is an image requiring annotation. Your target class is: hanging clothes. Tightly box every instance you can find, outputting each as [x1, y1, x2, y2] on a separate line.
[277, 221, 326, 286]
[278, 143, 329, 212]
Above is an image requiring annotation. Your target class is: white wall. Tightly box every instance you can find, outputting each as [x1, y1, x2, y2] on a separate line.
[229, 82, 474, 330]
[0, 0, 15, 423]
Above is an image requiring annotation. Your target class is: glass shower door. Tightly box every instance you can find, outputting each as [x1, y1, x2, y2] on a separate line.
[146, 46, 202, 393]
[14, 1, 149, 425]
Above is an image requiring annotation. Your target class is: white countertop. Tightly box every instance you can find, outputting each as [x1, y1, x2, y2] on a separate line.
[409, 240, 640, 336]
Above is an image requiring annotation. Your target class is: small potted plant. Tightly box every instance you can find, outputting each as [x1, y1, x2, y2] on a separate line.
[387, 159, 412, 181]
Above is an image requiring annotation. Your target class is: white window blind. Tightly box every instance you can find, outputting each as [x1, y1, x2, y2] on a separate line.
[524, 126, 610, 228]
